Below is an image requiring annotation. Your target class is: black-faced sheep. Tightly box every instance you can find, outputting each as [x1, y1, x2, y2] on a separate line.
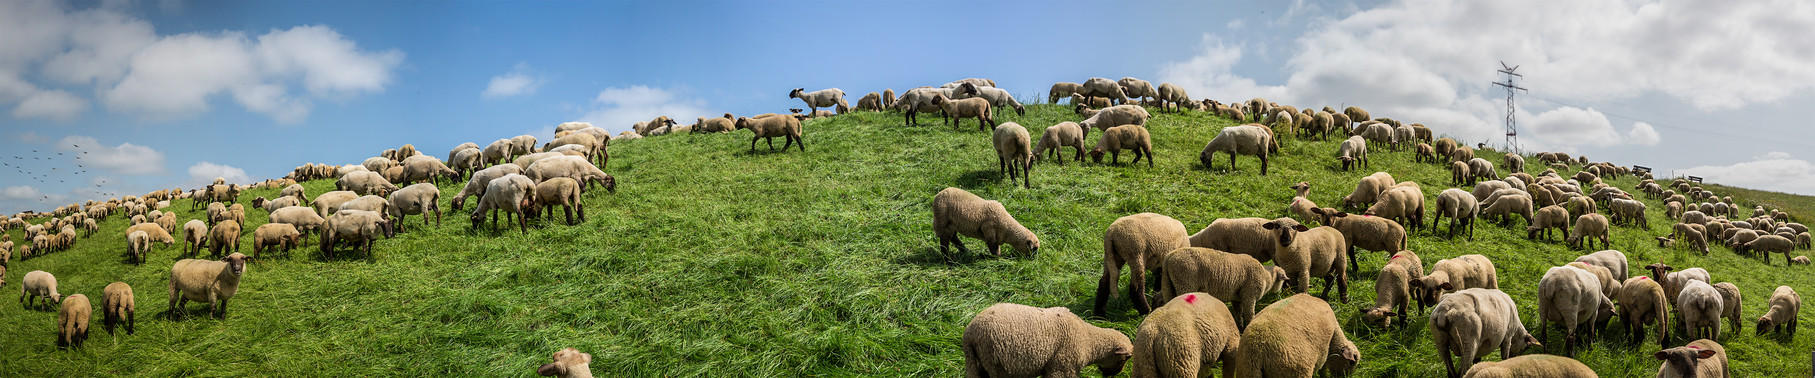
[1080, 77, 1128, 105]
[1654, 339, 1727, 378]
[1277, 226, 1349, 303]
[1090, 124, 1154, 166]
[1288, 182, 1321, 224]
[1756, 285, 1800, 336]
[932, 95, 995, 131]
[470, 174, 536, 234]
[1432, 288, 1541, 378]
[532, 177, 585, 226]
[1339, 136, 1368, 171]
[932, 187, 1039, 258]
[168, 253, 249, 319]
[1131, 292, 1240, 378]
[734, 114, 805, 152]
[208, 219, 241, 258]
[1048, 82, 1082, 104]
[525, 156, 616, 194]
[1309, 208, 1408, 272]
[1234, 294, 1360, 377]
[1566, 213, 1611, 250]
[1095, 213, 1189, 317]
[1187, 217, 1307, 264]
[1200, 125, 1272, 175]
[963, 303, 1133, 377]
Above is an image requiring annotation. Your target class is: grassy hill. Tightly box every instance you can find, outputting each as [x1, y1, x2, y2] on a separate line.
[3, 104, 1811, 376]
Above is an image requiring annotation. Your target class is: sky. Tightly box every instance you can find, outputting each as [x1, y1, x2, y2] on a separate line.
[4, 0, 1815, 214]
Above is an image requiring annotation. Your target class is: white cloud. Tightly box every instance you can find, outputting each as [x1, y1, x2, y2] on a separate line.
[184, 161, 250, 188]
[1225, 19, 1245, 30]
[1628, 122, 1661, 146]
[103, 25, 403, 123]
[15, 130, 48, 144]
[40, 7, 156, 86]
[1160, 0, 1815, 151]
[1679, 152, 1815, 195]
[576, 85, 712, 134]
[56, 135, 166, 175]
[1, 185, 42, 200]
[12, 90, 90, 121]
[482, 62, 544, 99]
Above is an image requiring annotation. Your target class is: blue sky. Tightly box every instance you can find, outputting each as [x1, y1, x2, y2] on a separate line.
[5, 0, 1815, 214]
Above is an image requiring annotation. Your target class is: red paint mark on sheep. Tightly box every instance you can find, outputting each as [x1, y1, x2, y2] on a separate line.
[1185, 294, 1198, 304]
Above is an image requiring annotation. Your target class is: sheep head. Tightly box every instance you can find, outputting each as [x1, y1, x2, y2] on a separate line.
[1654, 346, 1717, 377]
[788, 88, 804, 99]
[1261, 219, 1308, 250]
[224, 253, 249, 276]
[537, 348, 593, 377]
[1758, 316, 1779, 335]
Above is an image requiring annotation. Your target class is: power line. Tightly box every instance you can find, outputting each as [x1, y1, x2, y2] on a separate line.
[1523, 93, 1815, 151]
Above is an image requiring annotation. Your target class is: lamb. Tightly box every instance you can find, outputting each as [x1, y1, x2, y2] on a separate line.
[1287, 182, 1321, 224]
[102, 282, 134, 335]
[1310, 208, 1408, 272]
[992, 123, 1033, 188]
[323, 210, 392, 259]
[470, 174, 537, 234]
[268, 206, 327, 237]
[208, 219, 241, 257]
[932, 187, 1040, 257]
[1566, 213, 1611, 250]
[1090, 124, 1154, 167]
[1032, 122, 1086, 165]
[167, 252, 250, 319]
[126, 223, 175, 261]
[20, 270, 61, 310]
[962, 303, 1133, 378]
[1433, 188, 1480, 240]
[1416, 255, 1501, 311]
[57, 293, 90, 348]
[1366, 186, 1426, 233]
[1736, 234, 1796, 265]
[1048, 82, 1082, 104]
[1187, 217, 1307, 264]
[1654, 339, 1728, 378]
[1199, 125, 1272, 174]
[1793, 255, 1810, 265]
[1363, 261, 1415, 327]
[1537, 265, 1615, 355]
[1234, 294, 1361, 377]
[1131, 293, 1240, 378]
[1756, 286, 1800, 336]
[252, 223, 302, 259]
[1431, 288, 1543, 378]
[536, 348, 594, 378]
[1154, 246, 1290, 331]
[1338, 136, 1368, 171]
[932, 95, 995, 131]
[1341, 172, 1396, 209]
[1678, 280, 1725, 341]
[1277, 226, 1350, 302]
[734, 113, 805, 152]
[1095, 213, 1189, 316]
[532, 177, 585, 225]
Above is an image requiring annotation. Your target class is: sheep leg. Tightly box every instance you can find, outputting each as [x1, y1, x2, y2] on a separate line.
[749, 137, 759, 152]
[1259, 154, 1267, 175]
[563, 204, 574, 225]
[1094, 256, 1124, 317]
[1129, 264, 1153, 315]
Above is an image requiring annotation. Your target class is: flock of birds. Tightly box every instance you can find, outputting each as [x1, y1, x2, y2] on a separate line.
[5, 143, 123, 200]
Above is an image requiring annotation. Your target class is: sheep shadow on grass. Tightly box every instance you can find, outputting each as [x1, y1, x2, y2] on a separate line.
[891, 247, 991, 267]
[952, 170, 1009, 191]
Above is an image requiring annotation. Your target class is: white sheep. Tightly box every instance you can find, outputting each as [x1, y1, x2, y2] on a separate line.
[470, 173, 537, 234]
[1654, 339, 1728, 378]
[1090, 124, 1154, 166]
[1338, 136, 1368, 171]
[963, 303, 1133, 377]
[1156, 247, 1286, 330]
[932, 187, 1040, 257]
[1433, 188, 1479, 240]
[1199, 125, 1273, 175]
[167, 253, 250, 318]
[1566, 213, 1611, 250]
[1431, 288, 1542, 378]
[993, 123, 1033, 188]
[1096, 213, 1190, 317]
[1118, 77, 1159, 103]
[1032, 122, 1086, 165]
[1678, 280, 1724, 341]
[1187, 217, 1307, 264]
[1234, 294, 1360, 377]
[1756, 286, 1800, 336]
[1537, 265, 1614, 355]
[1131, 293, 1240, 378]
[20, 270, 61, 310]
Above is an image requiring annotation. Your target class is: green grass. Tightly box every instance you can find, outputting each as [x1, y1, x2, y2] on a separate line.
[2, 104, 1811, 376]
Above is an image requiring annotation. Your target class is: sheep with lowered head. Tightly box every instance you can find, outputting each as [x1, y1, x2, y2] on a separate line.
[993, 122, 1033, 188]
[1366, 186, 1427, 233]
[1277, 225, 1350, 302]
[387, 183, 442, 229]
[1341, 172, 1396, 209]
[1537, 265, 1615, 355]
[102, 282, 134, 336]
[1091, 124, 1154, 166]
[1077, 104, 1151, 136]
[1362, 250, 1424, 327]
[1131, 292, 1240, 378]
[536, 348, 594, 378]
[470, 174, 536, 234]
[1338, 136, 1368, 171]
[1654, 339, 1728, 378]
[21, 270, 61, 310]
[1049, 82, 1082, 104]
[1234, 294, 1361, 377]
[1462, 355, 1597, 378]
[1433, 188, 1480, 240]
[1416, 255, 1501, 312]
[1200, 124, 1273, 175]
[58, 293, 90, 348]
[1677, 280, 1725, 341]
[963, 303, 1133, 378]
[932, 187, 1039, 257]
[1756, 285, 1800, 336]
[1432, 288, 1542, 378]
[1118, 77, 1159, 103]
[1033, 122, 1086, 165]
[252, 223, 301, 259]
[1156, 247, 1288, 330]
[1566, 213, 1611, 250]
[1096, 213, 1189, 316]
[323, 210, 392, 259]
[168, 253, 250, 319]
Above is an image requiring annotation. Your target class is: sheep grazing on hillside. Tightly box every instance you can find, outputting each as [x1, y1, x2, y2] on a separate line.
[1432, 288, 1542, 378]
[788, 88, 848, 116]
[1096, 213, 1190, 316]
[1033, 122, 1087, 165]
[1756, 286, 1801, 336]
[1341, 172, 1395, 210]
[1338, 136, 1368, 171]
[1678, 280, 1724, 341]
[1091, 125, 1154, 167]
[1156, 247, 1287, 330]
[1537, 265, 1615, 356]
[1048, 82, 1082, 104]
[1234, 294, 1360, 377]
[932, 187, 1040, 258]
[1155, 82, 1191, 113]
[963, 303, 1133, 378]
[1131, 293, 1240, 378]
[1433, 188, 1480, 240]
[1200, 125, 1273, 175]
[1080, 78, 1129, 109]
[993, 123, 1033, 188]
[1655, 339, 1728, 378]
[1310, 208, 1408, 273]
[1567, 213, 1611, 250]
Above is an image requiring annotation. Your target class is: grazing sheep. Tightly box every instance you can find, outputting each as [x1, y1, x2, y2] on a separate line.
[312, 190, 361, 218]
[1469, 158, 1498, 184]
[57, 293, 90, 348]
[252, 223, 302, 259]
[1618, 275, 1671, 347]
[337, 171, 399, 197]
[1756, 286, 1800, 336]
[1188, 217, 1307, 264]
[855, 92, 883, 111]
[895, 89, 946, 125]
[1434, 188, 1480, 240]
[1366, 186, 1427, 233]
[1049, 82, 1082, 104]
[932, 187, 1040, 257]
[1090, 124, 1154, 167]
[531, 177, 585, 225]
[126, 223, 175, 261]
[1117, 77, 1159, 103]
[1096, 213, 1189, 316]
[932, 95, 995, 131]
[102, 282, 134, 336]
[168, 253, 250, 319]
[1710, 282, 1745, 333]
[1461, 354, 1597, 378]
[1277, 226, 1350, 302]
[1654, 339, 1728, 378]
[1153, 82, 1191, 113]
[1537, 265, 1615, 355]
[1525, 205, 1569, 242]
[1199, 124, 1273, 174]
[1033, 122, 1086, 165]
[525, 156, 616, 193]
[734, 114, 805, 152]
[1341, 172, 1396, 210]
[207, 219, 241, 258]
[1736, 234, 1797, 265]
[268, 206, 327, 237]
[470, 174, 536, 234]
[1432, 288, 1542, 378]
[1452, 146, 1476, 164]
[1566, 213, 1611, 250]
[1131, 293, 1240, 378]
[21, 270, 61, 310]
[1156, 247, 1287, 330]
[387, 183, 442, 229]
[962, 303, 1133, 378]
[958, 86, 1026, 116]
[1288, 182, 1322, 224]
[992, 122, 1033, 188]
[1480, 193, 1534, 226]
[323, 210, 393, 259]
[1364, 261, 1414, 327]
[1338, 136, 1368, 171]
[1234, 294, 1360, 377]
[1310, 208, 1408, 272]
[1416, 255, 1501, 311]
[536, 348, 594, 378]
[1677, 280, 1724, 341]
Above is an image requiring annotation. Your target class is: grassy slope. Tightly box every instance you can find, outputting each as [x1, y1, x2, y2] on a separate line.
[2, 104, 1810, 376]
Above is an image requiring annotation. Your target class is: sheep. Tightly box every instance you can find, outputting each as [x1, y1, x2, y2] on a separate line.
[1678, 280, 1724, 341]
[1755, 286, 1801, 336]
[126, 223, 175, 261]
[1416, 255, 1501, 312]
[1338, 136, 1368, 171]
[1612, 275, 1673, 349]
[256, 196, 302, 213]
[387, 183, 442, 229]
[1431, 288, 1542, 378]
[20, 270, 61, 310]
[208, 219, 241, 258]
[1363, 261, 1415, 327]
[1607, 198, 1649, 228]
[932, 95, 995, 131]
[57, 293, 91, 348]
[895, 88, 947, 125]
[1131, 293, 1240, 378]
[1668, 223, 1711, 254]
[1077, 104, 1150, 135]
[268, 206, 327, 237]
[1460, 354, 1596, 377]
[1090, 124, 1154, 167]
[1276, 226, 1350, 302]
[1288, 182, 1322, 224]
[252, 223, 301, 259]
[1032, 122, 1086, 165]
[1366, 186, 1426, 233]
[102, 282, 134, 336]
[1737, 234, 1797, 265]
[1117, 77, 1158, 103]
[1341, 172, 1396, 209]
[1095, 213, 1189, 317]
[962, 303, 1133, 378]
[855, 92, 884, 111]
[338, 171, 399, 197]
[1470, 180, 1513, 203]
[1152, 82, 1190, 113]
[734, 113, 805, 152]
[1234, 294, 1360, 377]
[1452, 146, 1476, 164]
[1433, 188, 1480, 240]
[1187, 217, 1307, 264]
[1564, 213, 1611, 250]
[1049, 82, 1082, 104]
[693, 113, 737, 134]
[958, 86, 1026, 116]
[1468, 158, 1498, 184]
[1310, 208, 1408, 272]
[1793, 255, 1810, 265]
[992, 123, 1033, 188]
[531, 177, 585, 225]
[168, 253, 250, 319]
[525, 156, 616, 193]
[127, 230, 154, 264]
[470, 174, 536, 234]
[932, 187, 1040, 258]
[1480, 193, 1534, 226]
[1654, 339, 1728, 378]
[536, 348, 594, 378]
[1199, 124, 1272, 174]
[1537, 265, 1615, 355]
[313, 190, 361, 218]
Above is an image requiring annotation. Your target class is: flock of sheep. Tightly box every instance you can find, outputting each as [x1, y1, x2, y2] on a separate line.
[1, 74, 1810, 377]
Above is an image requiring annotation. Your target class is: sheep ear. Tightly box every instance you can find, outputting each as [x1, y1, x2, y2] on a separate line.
[1653, 351, 1670, 360]
[1292, 225, 1309, 232]
[1113, 345, 1132, 357]
[1696, 349, 1716, 359]
[536, 363, 562, 376]
[1439, 282, 1453, 291]
[1262, 222, 1281, 230]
